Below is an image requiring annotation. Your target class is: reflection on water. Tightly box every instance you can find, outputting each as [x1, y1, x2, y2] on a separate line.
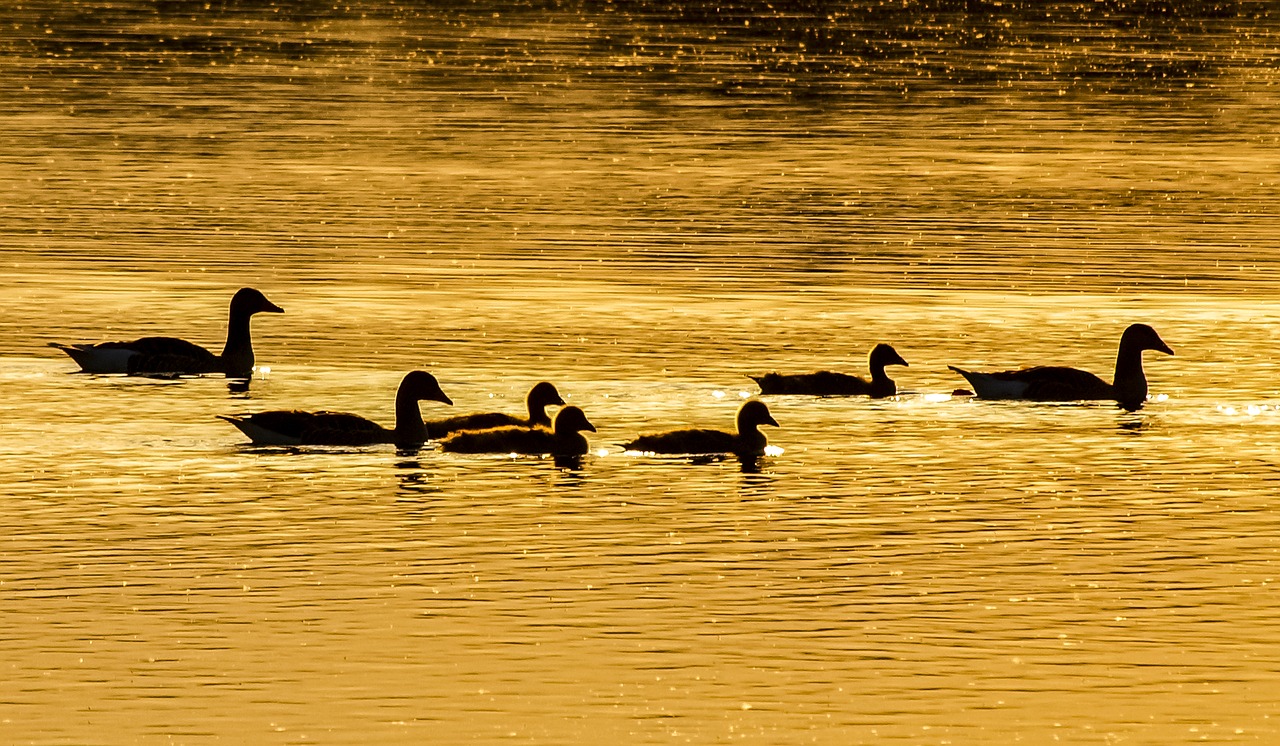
[2, 1, 1280, 744]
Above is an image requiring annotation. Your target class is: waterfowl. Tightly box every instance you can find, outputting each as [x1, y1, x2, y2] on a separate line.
[751, 343, 909, 397]
[218, 370, 453, 448]
[624, 400, 779, 456]
[440, 405, 596, 456]
[948, 323, 1174, 411]
[424, 381, 564, 438]
[49, 287, 284, 377]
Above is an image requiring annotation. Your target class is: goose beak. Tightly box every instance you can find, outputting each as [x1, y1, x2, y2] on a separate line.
[764, 414, 780, 428]
[262, 299, 284, 314]
[1156, 341, 1174, 356]
[583, 419, 597, 433]
[433, 391, 454, 406]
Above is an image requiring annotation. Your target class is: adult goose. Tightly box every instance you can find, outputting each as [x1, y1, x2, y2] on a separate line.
[750, 343, 909, 397]
[49, 287, 283, 377]
[424, 381, 564, 438]
[948, 323, 1174, 411]
[218, 370, 453, 448]
[624, 400, 779, 456]
[440, 405, 596, 456]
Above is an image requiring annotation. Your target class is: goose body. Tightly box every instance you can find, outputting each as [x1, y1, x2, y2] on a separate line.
[50, 287, 284, 377]
[222, 410, 388, 447]
[948, 323, 1174, 411]
[624, 400, 779, 456]
[751, 343, 908, 397]
[440, 406, 596, 456]
[425, 381, 564, 438]
[219, 370, 452, 448]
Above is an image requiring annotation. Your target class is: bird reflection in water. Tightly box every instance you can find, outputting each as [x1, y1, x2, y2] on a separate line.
[552, 456, 590, 490]
[1117, 417, 1147, 433]
[553, 453, 587, 473]
[738, 467, 776, 496]
[742, 445, 784, 474]
[737, 454, 765, 475]
[674, 450, 780, 475]
[394, 457, 439, 497]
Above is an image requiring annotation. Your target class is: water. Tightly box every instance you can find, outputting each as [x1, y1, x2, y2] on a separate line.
[2, 2, 1279, 743]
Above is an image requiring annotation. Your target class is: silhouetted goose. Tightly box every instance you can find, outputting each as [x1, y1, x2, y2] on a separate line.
[624, 400, 779, 456]
[750, 343, 908, 397]
[948, 323, 1174, 411]
[49, 287, 284, 378]
[424, 381, 564, 438]
[440, 405, 596, 456]
[218, 370, 453, 448]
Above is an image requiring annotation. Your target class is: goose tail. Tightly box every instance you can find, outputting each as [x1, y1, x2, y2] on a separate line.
[947, 365, 978, 384]
[48, 341, 136, 373]
[217, 414, 301, 446]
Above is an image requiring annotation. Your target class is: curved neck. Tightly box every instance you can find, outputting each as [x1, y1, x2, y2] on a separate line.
[1112, 340, 1149, 407]
[869, 362, 892, 384]
[529, 398, 551, 427]
[869, 362, 896, 397]
[394, 389, 428, 446]
[220, 308, 255, 374]
[736, 427, 768, 455]
[557, 432, 589, 455]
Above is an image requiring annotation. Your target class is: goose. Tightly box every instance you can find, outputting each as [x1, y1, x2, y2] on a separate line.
[948, 323, 1174, 411]
[624, 400, 779, 456]
[218, 370, 453, 448]
[750, 343, 908, 397]
[440, 405, 596, 456]
[424, 381, 564, 438]
[49, 287, 283, 377]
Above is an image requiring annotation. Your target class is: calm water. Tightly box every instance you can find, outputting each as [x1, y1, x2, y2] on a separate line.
[2, 2, 1279, 743]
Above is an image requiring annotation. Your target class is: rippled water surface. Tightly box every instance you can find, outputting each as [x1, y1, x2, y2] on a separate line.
[2, 2, 1279, 743]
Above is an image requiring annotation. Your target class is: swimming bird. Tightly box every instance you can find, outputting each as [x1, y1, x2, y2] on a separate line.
[49, 287, 284, 378]
[750, 343, 909, 397]
[624, 400, 779, 456]
[948, 323, 1174, 411]
[218, 370, 453, 448]
[440, 405, 596, 456]
[424, 381, 564, 438]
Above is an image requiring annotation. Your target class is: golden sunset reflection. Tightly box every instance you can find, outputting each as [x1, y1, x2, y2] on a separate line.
[2, 1, 1279, 744]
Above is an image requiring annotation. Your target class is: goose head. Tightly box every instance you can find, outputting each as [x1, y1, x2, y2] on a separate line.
[553, 406, 596, 435]
[401, 370, 453, 406]
[528, 381, 566, 408]
[870, 343, 909, 369]
[1120, 323, 1174, 356]
[230, 287, 285, 317]
[737, 400, 779, 432]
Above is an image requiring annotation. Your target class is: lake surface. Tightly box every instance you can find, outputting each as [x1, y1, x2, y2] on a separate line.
[2, 2, 1278, 743]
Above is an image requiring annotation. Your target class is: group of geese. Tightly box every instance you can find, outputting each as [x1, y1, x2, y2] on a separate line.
[49, 288, 1176, 458]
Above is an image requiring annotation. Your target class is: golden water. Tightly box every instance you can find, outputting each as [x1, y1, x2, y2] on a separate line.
[2, 3, 1278, 743]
